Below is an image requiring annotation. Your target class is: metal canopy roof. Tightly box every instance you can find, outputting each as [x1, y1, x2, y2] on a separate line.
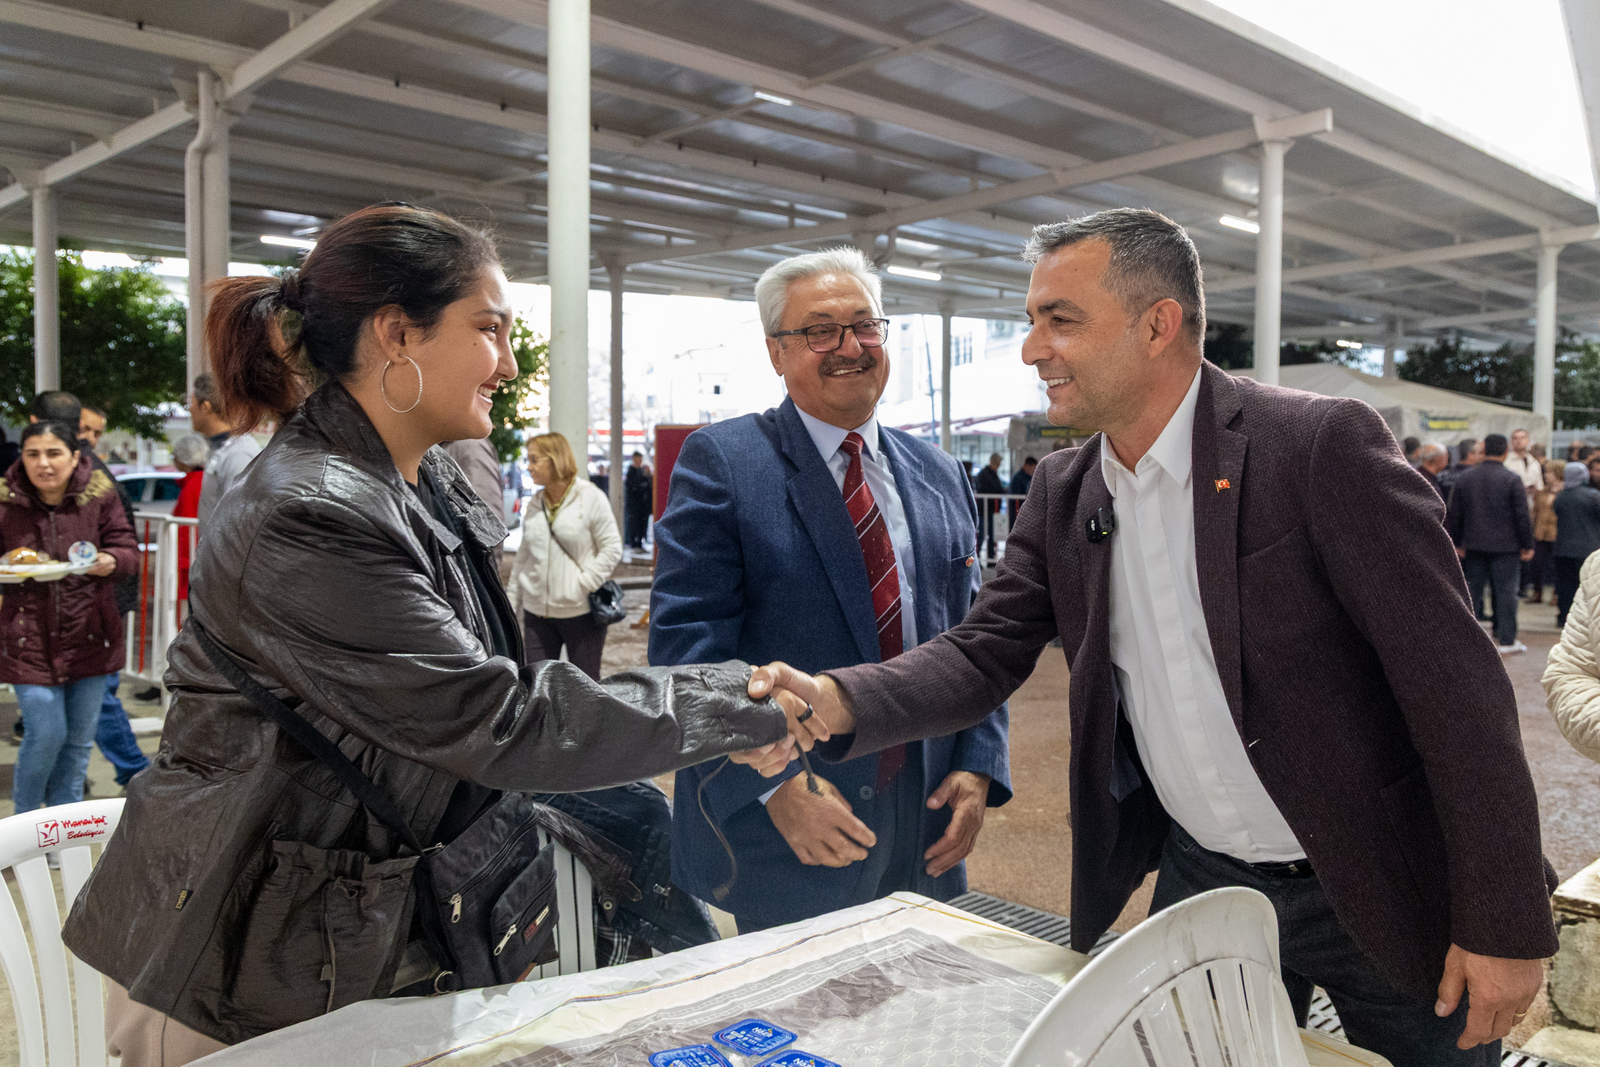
[2, 0, 1599, 343]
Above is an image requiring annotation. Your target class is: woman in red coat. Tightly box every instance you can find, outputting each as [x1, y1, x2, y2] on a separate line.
[169, 433, 209, 602]
[1, 422, 138, 813]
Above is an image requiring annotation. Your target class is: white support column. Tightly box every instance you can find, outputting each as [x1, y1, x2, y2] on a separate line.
[185, 70, 217, 396]
[1382, 317, 1400, 380]
[202, 110, 232, 288]
[546, 0, 591, 470]
[1534, 243, 1563, 437]
[606, 258, 625, 525]
[939, 304, 953, 453]
[31, 185, 59, 394]
[1252, 138, 1291, 385]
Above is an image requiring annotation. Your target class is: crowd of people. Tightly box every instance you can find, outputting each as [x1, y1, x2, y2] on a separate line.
[3, 201, 1598, 1067]
[1408, 429, 1600, 645]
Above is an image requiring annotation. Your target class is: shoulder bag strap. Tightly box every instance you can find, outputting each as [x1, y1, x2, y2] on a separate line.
[189, 620, 425, 855]
[543, 490, 589, 566]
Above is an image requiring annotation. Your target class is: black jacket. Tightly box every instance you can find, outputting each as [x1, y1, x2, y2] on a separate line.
[1445, 460, 1534, 554]
[62, 382, 786, 1044]
[1554, 485, 1600, 559]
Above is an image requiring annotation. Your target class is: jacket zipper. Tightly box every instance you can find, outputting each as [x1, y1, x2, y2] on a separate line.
[442, 818, 544, 917]
[47, 511, 62, 682]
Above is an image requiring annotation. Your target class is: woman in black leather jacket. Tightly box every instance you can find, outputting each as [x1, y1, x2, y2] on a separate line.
[62, 205, 805, 1062]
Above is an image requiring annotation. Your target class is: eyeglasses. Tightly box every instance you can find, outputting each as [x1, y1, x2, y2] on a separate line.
[770, 318, 890, 353]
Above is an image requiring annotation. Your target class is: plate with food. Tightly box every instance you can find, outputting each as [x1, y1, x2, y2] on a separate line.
[0, 548, 93, 583]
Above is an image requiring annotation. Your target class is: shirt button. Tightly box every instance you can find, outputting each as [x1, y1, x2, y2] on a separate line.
[858, 785, 876, 801]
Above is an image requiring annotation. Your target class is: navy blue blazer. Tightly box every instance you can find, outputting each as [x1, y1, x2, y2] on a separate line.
[650, 397, 1011, 925]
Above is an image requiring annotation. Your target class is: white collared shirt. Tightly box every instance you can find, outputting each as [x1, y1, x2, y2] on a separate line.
[793, 405, 919, 652]
[1101, 368, 1304, 863]
[1505, 451, 1543, 495]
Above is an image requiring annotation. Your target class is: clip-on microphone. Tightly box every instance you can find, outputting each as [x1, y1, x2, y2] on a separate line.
[1085, 506, 1116, 543]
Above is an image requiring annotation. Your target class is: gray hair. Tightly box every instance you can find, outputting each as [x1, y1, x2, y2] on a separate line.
[754, 247, 883, 335]
[1417, 443, 1448, 464]
[171, 432, 211, 470]
[1023, 208, 1206, 343]
[192, 372, 220, 408]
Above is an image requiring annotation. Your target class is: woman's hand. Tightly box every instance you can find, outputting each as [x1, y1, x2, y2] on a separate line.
[87, 551, 117, 578]
[727, 662, 838, 776]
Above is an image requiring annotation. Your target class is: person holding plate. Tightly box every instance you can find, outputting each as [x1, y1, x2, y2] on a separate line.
[0, 420, 137, 813]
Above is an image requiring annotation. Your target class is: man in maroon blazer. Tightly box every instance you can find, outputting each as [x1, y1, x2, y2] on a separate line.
[764, 209, 1555, 1065]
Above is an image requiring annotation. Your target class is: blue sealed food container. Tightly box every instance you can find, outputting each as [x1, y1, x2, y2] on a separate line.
[757, 1052, 841, 1067]
[714, 1019, 797, 1057]
[648, 1045, 732, 1067]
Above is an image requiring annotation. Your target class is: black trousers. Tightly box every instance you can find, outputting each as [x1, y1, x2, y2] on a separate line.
[1530, 540, 1554, 593]
[1555, 555, 1585, 627]
[1151, 823, 1497, 1067]
[1462, 550, 1521, 646]
[523, 611, 608, 682]
[978, 506, 999, 559]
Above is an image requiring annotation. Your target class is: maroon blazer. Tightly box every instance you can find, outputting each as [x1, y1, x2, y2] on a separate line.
[828, 361, 1557, 998]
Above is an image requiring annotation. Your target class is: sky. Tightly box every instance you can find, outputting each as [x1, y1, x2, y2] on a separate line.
[1208, 0, 1596, 197]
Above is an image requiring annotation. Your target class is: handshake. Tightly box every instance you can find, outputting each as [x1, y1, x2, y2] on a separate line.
[728, 663, 860, 777]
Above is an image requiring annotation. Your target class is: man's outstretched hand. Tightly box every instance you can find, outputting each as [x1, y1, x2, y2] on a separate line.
[729, 663, 846, 776]
[1436, 944, 1543, 1049]
[749, 661, 858, 745]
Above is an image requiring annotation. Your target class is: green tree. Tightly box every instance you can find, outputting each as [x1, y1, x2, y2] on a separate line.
[0, 250, 186, 438]
[1399, 330, 1600, 428]
[490, 317, 549, 463]
[1202, 323, 1368, 371]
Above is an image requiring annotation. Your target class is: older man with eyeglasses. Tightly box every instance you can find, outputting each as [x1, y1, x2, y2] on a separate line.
[650, 247, 1011, 933]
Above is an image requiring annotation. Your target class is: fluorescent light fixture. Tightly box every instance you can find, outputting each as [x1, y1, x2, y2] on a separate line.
[1335, 339, 1363, 349]
[886, 264, 942, 281]
[1219, 215, 1261, 234]
[751, 90, 793, 106]
[261, 234, 316, 250]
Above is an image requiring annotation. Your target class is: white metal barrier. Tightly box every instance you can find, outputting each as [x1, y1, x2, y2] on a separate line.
[122, 512, 197, 708]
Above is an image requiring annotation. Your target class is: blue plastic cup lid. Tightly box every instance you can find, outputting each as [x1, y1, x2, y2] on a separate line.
[648, 1045, 732, 1067]
[756, 1052, 841, 1067]
[713, 1019, 797, 1056]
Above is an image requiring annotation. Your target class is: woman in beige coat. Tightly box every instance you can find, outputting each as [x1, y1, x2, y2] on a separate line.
[507, 432, 623, 679]
[1543, 549, 1600, 761]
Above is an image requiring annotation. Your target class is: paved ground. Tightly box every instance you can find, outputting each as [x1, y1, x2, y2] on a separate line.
[0, 575, 1593, 1055]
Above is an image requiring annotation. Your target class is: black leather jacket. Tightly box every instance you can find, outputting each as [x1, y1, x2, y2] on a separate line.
[63, 383, 785, 1043]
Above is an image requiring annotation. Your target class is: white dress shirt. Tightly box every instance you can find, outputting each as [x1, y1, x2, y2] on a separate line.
[794, 405, 920, 651]
[1505, 451, 1543, 495]
[1101, 368, 1305, 863]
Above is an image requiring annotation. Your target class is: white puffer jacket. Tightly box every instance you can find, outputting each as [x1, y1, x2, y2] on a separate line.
[507, 480, 622, 620]
[1542, 549, 1600, 762]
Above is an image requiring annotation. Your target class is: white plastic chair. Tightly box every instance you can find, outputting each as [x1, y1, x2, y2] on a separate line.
[1003, 886, 1391, 1067]
[0, 799, 124, 1067]
[525, 830, 597, 979]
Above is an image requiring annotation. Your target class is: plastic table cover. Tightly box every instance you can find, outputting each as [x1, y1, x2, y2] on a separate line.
[194, 894, 1090, 1067]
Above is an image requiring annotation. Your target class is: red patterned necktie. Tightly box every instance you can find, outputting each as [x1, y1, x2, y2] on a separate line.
[838, 431, 906, 788]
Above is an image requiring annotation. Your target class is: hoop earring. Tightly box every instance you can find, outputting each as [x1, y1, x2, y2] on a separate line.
[380, 355, 423, 414]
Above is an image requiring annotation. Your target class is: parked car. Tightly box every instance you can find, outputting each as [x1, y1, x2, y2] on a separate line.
[116, 471, 185, 516]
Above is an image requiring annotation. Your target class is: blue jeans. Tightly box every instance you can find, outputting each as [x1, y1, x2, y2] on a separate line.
[13, 677, 104, 814]
[1151, 823, 1498, 1067]
[96, 672, 149, 786]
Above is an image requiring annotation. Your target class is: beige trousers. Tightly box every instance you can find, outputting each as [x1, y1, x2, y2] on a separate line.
[104, 981, 229, 1067]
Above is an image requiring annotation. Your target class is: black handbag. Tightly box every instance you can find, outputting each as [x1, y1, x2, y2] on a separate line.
[191, 621, 563, 992]
[587, 579, 627, 626]
[546, 519, 627, 626]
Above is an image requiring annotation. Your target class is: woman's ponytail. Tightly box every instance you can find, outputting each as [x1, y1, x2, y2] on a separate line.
[202, 204, 499, 432]
[204, 273, 304, 433]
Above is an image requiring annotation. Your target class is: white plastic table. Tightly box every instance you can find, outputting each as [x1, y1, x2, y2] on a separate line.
[194, 893, 1090, 1067]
